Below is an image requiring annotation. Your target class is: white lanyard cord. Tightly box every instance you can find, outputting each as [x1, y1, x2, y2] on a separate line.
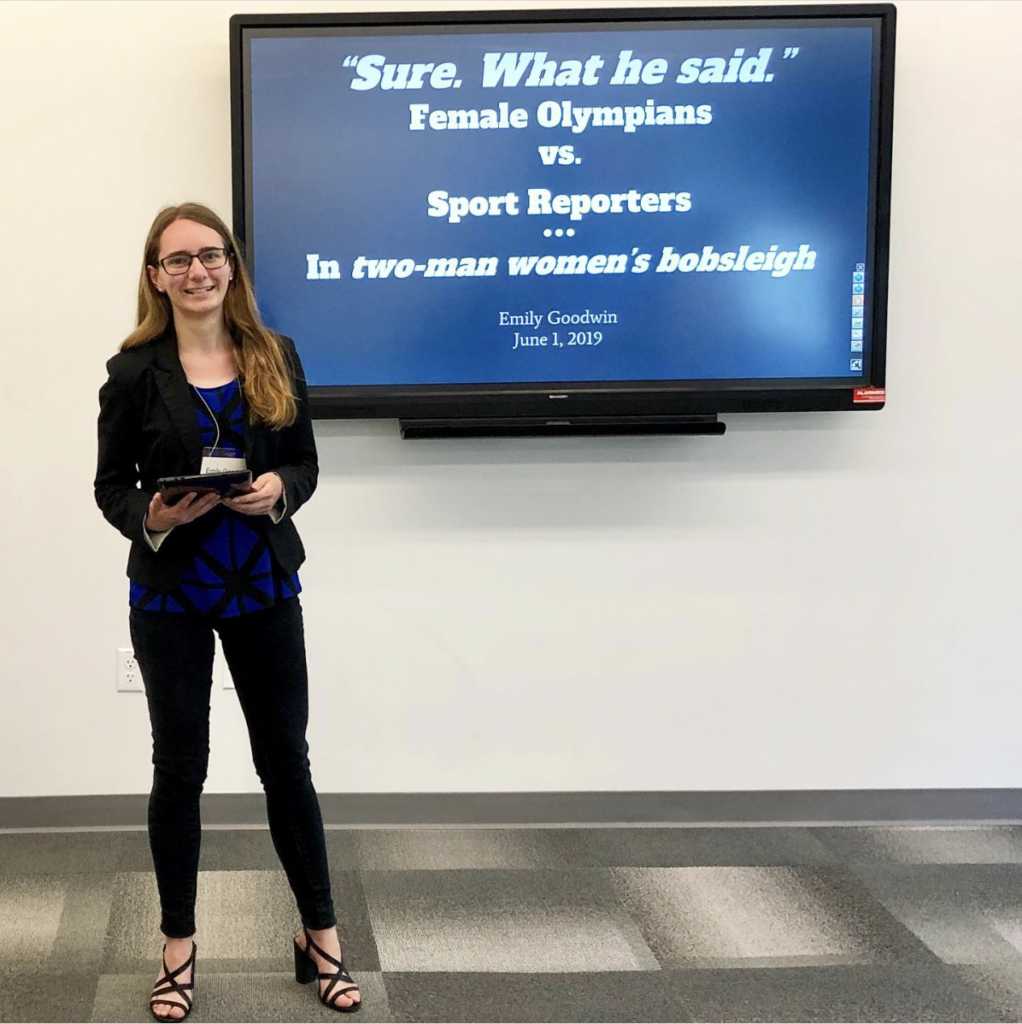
[193, 386, 222, 452]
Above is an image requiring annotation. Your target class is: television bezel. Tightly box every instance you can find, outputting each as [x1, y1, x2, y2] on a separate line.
[230, 4, 895, 421]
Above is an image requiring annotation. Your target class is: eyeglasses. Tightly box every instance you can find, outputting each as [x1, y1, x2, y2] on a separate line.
[157, 248, 232, 275]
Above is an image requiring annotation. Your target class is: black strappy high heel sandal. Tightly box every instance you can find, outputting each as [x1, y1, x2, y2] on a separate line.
[293, 925, 362, 1013]
[149, 941, 196, 1021]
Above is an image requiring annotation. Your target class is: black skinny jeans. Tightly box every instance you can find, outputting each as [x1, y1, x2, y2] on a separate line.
[129, 597, 337, 938]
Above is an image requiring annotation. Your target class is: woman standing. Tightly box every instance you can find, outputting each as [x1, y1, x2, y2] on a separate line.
[95, 203, 361, 1019]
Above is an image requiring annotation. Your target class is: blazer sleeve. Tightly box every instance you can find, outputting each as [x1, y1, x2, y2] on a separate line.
[271, 336, 319, 521]
[94, 354, 154, 545]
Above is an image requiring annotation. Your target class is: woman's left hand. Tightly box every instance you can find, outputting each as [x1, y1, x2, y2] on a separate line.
[222, 472, 284, 516]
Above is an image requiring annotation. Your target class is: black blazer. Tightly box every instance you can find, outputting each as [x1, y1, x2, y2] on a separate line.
[94, 328, 318, 590]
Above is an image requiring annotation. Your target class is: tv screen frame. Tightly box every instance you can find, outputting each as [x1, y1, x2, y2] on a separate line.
[230, 4, 895, 429]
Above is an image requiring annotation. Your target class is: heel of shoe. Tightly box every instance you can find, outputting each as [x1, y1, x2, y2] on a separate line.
[294, 940, 318, 985]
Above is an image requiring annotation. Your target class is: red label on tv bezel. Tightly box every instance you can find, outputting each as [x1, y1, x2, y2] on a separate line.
[853, 387, 886, 404]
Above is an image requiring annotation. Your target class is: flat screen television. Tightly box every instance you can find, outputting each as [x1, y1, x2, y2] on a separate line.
[230, 4, 895, 437]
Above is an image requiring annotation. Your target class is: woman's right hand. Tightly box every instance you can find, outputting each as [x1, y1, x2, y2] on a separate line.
[145, 491, 221, 533]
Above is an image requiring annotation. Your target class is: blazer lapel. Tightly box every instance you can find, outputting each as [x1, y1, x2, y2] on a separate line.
[153, 333, 204, 472]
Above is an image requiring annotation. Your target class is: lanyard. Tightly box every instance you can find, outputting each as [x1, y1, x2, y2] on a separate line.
[193, 385, 222, 451]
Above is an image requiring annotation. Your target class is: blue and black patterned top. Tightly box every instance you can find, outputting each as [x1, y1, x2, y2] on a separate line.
[129, 379, 301, 617]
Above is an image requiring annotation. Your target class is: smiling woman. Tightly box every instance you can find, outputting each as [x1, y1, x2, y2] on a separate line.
[94, 203, 362, 1019]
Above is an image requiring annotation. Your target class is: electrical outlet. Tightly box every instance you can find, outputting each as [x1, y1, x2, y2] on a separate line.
[117, 648, 144, 692]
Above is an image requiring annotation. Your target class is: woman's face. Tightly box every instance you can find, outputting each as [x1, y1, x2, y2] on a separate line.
[147, 218, 234, 320]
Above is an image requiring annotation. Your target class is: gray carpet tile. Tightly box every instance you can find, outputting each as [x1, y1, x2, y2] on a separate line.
[0, 965, 100, 1024]
[4, 826, 1022, 1022]
[197, 828, 361, 874]
[327, 869, 382, 973]
[115, 830, 154, 871]
[322, 829, 363, 872]
[813, 826, 1022, 865]
[350, 828, 595, 871]
[609, 866, 938, 969]
[103, 870, 297, 967]
[664, 964, 1008, 1023]
[582, 826, 839, 867]
[90, 970, 388, 1023]
[50, 872, 118, 973]
[361, 868, 659, 973]
[955, 962, 1022, 1023]
[102, 869, 379, 972]
[0, 830, 129, 875]
[194, 830, 292, 873]
[853, 864, 1022, 965]
[117, 827, 364, 874]
[0, 876, 68, 962]
[383, 971, 691, 1023]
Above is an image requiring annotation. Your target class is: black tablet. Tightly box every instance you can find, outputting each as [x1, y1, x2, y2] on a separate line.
[157, 470, 253, 504]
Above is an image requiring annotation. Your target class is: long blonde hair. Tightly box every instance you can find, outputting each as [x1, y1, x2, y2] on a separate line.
[122, 203, 297, 429]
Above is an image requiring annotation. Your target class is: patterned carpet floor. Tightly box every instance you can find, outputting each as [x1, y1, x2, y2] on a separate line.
[3, 824, 1022, 1021]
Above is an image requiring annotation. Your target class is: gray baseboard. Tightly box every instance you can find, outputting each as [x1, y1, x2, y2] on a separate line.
[2, 789, 1022, 830]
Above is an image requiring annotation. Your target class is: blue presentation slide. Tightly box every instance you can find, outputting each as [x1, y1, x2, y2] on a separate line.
[247, 21, 876, 387]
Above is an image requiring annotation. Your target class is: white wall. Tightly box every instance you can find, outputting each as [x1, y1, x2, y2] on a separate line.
[1, 0, 1019, 798]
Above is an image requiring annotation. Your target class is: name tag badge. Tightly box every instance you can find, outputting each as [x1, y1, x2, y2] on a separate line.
[200, 447, 248, 474]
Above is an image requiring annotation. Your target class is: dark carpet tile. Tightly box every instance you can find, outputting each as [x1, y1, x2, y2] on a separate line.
[197, 830, 286, 873]
[117, 827, 364, 874]
[852, 864, 1022, 964]
[812, 826, 1022, 865]
[383, 970, 691, 1023]
[955, 963, 1022, 1023]
[0, 966, 99, 1023]
[90, 970, 389, 1023]
[349, 828, 597, 871]
[582, 826, 839, 867]
[322, 829, 362, 872]
[118, 828, 289, 873]
[332, 868, 383, 973]
[0, 831, 128, 876]
[115, 830, 153, 871]
[664, 964, 1008, 1022]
